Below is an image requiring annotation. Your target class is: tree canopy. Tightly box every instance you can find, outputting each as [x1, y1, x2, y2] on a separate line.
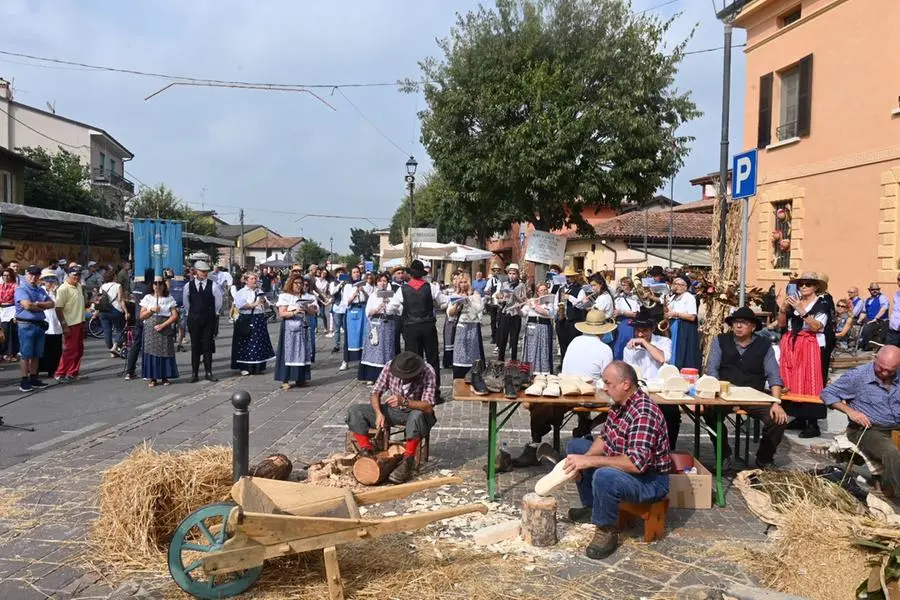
[410, 0, 699, 233]
[18, 147, 113, 218]
[349, 228, 379, 261]
[296, 239, 329, 268]
[126, 184, 218, 254]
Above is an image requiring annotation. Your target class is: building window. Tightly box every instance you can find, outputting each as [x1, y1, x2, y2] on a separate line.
[779, 6, 801, 27]
[0, 171, 11, 203]
[772, 201, 793, 269]
[99, 152, 106, 174]
[777, 66, 800, 141]
[109, 159, 116, 175]
[573, 256, 585, 273]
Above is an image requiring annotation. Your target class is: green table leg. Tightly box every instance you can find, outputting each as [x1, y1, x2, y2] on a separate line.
[487, 401, 498, 501]
[715, 411, 726, 507]
[694, 406, 701, 458]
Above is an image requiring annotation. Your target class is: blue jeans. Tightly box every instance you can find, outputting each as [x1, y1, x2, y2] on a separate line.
[332, 312, 346, 350]
[99, 308, 124, 350]
[566, 437, 669, 527]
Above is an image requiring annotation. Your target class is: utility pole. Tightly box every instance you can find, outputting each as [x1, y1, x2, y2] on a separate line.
[329, 236, 334, 264]
[668, 175, 674, 268]
[239, 208, 245, 269]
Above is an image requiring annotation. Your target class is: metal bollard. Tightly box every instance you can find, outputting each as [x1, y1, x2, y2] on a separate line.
[231, 390, 251, 483]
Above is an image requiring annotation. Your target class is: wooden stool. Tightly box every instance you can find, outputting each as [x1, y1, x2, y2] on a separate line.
[616, 499, 668, 543]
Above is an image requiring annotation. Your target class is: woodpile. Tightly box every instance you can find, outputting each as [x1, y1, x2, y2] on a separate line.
[306, 453, 361, 489]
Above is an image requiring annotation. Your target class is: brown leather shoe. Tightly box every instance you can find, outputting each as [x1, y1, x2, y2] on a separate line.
[586, 526, 619, 560]
[388, 456, 416, 484]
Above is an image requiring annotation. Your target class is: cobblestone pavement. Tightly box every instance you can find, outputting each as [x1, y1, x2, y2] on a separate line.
[0, 319, 843, 599]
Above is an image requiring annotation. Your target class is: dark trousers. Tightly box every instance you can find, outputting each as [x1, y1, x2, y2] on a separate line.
[126, 323, 143, 376]
[704, 404, 785, 463]
[188, 315, 217, 375]
[847, 426, 900, 491]
[402, 322, 442, 400]
[660, 404, 681, 450]
[346, 403, 436, 440]
[487, 304, 499, 343]
[557, 320, 582, 362]
[887, 328, 900, 347]
[497, 314, 522, 361]
[860, 320, 887, 349]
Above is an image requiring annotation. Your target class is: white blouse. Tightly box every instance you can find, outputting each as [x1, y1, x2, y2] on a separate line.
[43, 287, 62, 335]
[341, 281, 369, 308]
[233, 287, 262, 314]
[140, 294, 178, 317]
[447, 293, 484, 323]
[366, 289, 400, 318]
[667, 292, 698, 317]
[576, 288, 614, 314]
[800, 296, 829, 347]
[614, 293, 640, 317]
[277, 292, 318, 316]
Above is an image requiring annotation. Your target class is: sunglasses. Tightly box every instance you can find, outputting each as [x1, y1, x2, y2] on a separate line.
[837, 303, 848, 308]
[796, 280, 816, 287]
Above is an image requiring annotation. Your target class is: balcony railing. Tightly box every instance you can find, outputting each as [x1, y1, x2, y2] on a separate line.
[92, 168, 135, 195]
[776, 120, 798, 142]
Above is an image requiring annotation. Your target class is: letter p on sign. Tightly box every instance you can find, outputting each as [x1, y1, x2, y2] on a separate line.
[731, 149, 758, 200]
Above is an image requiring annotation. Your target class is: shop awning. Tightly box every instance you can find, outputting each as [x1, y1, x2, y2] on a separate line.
[446, 244, 496, 262]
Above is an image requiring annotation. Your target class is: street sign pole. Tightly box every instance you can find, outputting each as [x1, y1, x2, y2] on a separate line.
[732, 149, 758, 307]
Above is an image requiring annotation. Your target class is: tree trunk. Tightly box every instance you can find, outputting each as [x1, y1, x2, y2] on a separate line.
[353, 454, 403, 486]
[521, 492, 558, 547]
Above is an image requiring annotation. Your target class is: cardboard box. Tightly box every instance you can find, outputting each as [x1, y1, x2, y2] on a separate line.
[667, 460, 712, 509]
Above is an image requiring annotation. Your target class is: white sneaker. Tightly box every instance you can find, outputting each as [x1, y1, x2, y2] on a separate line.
[339, 361, 348, 371]
[240, 370, 250, 376]
[325, 333, 334, 339]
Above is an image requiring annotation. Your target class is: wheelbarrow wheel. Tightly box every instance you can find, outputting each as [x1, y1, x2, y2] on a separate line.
[168, 502, 262, 599]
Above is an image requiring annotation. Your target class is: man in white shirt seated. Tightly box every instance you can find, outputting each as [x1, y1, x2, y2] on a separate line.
[512, 310, 617, 467]
[622, 307, 679, 449]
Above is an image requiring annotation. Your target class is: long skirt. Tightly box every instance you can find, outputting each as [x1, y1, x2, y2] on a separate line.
[779, 331, 827, 419]
[231, 313, 275, 373]
[452, 321, 484, 378]
[442, 316, 457, 369]
[523, 319, 555, 375]
[670, 318, 701, 370]
[612, 317, 634, 360]
[344, 305, 366, 363]
[275, 317, 312, 383]
[141, 317, 179, 380]
[1, 319, 18, 357]
[359, 317, 398, 382]
[38, 333, 62, 377]
[307, 315, 317, 363]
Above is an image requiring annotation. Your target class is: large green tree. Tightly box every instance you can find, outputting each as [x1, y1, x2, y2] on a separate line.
[296, 240, 329, 268]
[410, 0, 699, 233]
[349, 228, 379, 261]
[18, 146, 114, 218]
[126, 184, 218, 254]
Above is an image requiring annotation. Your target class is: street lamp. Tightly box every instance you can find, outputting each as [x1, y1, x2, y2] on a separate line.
[405, 156, 417, 233]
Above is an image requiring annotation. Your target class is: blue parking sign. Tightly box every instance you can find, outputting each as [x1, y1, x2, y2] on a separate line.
[732, 149, 758, 200]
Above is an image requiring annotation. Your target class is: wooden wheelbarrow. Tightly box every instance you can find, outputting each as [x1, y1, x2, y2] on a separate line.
[167, 476, 487, 599]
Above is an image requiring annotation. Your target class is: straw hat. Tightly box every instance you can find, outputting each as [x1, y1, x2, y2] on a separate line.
[790, 271, 827, 293]
[574, 309, 617, 335]
[561, 266, 579, 277]
[39, 268, 57, 280]
[490, 262, 503, 271]
[506, 263, 520, 273]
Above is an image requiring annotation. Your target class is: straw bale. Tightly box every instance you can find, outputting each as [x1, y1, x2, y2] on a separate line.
[90, 442, 232, 568]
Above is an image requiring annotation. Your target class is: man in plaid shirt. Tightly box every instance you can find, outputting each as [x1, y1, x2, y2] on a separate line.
[346, 351, 437, 483]
[564, 361, 672, 559]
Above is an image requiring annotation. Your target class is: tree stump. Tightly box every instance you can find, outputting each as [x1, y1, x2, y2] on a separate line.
[248, 454, 293, 480]
[521, 492, 558, 547]
[352, 454, 402, 486]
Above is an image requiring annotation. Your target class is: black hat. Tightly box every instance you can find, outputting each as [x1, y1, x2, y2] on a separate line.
[632, 307, 657, 329]
[725, 306, 763, 330]
[648, 265, 665, 277]
[25, 265, 42, 276]
[408, 260, 427, 279]
[389, 351, 425, 380]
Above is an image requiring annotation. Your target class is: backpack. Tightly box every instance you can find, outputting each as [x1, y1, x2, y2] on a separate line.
[97, 283, 114, 313]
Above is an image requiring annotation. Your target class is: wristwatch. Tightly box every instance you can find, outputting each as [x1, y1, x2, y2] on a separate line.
[400, 397, 409, 408]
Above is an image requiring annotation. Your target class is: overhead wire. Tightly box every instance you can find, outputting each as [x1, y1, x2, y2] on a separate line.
[334, 87, 410, 156]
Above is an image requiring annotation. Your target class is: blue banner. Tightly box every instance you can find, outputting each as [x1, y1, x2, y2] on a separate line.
[133, 219, 184, 281]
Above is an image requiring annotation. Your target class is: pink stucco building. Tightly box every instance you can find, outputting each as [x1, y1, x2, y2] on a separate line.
[733, 0, 900, 296]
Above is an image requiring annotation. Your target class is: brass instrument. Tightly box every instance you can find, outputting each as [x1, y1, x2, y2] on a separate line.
[632, 275, 671, 334]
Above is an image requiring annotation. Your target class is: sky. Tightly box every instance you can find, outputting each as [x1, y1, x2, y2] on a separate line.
[0, 0, 746, 254]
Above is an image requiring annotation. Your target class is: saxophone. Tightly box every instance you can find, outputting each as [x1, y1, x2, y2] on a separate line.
[632, 276, 670, 333]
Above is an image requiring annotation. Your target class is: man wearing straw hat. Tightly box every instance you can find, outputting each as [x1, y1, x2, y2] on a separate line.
[705, 306, 787, 469]
[510, 309, 616, 467]
[482, 261, 504, 344]
[494, 263, 526, 362]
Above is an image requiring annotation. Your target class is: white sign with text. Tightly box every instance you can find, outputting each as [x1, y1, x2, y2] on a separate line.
[410, 228, 438, 244]
[524, 230, 566, 266]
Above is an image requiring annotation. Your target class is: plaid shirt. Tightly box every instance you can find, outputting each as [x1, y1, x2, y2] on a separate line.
[601, 389, 672, 474]
[372, 361, 437, 406]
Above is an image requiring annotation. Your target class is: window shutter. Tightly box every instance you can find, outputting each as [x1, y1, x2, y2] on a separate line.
[757, 73, 773, 148]
[797, 54, 813, 137]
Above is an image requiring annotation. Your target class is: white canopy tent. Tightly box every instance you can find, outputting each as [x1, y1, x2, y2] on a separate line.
[380, 242, 456, 261]
[447, 244, 496, 262]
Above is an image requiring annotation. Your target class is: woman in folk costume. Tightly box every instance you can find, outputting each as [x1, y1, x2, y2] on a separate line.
[359, 272, 401, 383]
[612, 277, 640, 360]
[339, 266, 368, 372]
[230, 273, 276, 376]
[575, 273, 617, 346]
[274, 275, 318, 389]
[38, 269, 63, 379]
[139, 278, 180, 387]
[443, 275, 466, 369]
[666, 273, 701, 370]
[447, 273, 485, 379]
[522, 281, 555, 375]
[301, 277, 318, 364]
[777, 271, 830, 439]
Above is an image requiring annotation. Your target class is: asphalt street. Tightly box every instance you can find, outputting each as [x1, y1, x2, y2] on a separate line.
[0, 318, 280, 469]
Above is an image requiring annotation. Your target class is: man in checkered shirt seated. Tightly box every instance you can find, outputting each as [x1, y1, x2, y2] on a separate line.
[564, 361, 672, 560]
